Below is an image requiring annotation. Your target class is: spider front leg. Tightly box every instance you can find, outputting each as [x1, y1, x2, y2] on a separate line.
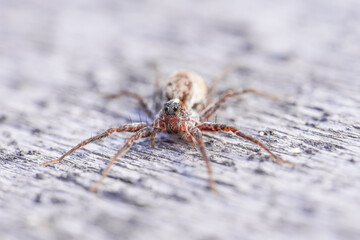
[198, 123, 294, 167]
[183, 131, 196, 146]
[200, 89, 280, 122]
[41, 122, 148, 166]
[90, 126, 160, 192]
[188, 127, 216, 192]
[105, 90, 154, 119]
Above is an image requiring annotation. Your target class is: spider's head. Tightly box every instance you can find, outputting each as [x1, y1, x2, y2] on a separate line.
[164, 99, 182, 116]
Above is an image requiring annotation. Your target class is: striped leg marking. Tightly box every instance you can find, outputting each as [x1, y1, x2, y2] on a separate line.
[189, 127, 217, 192]
[41, 123, 148, 166]
[198, 123, 294, 167]
[105, 90, 154, 119]
[200, 89, 279, 122]
[90, 126, 158, 192]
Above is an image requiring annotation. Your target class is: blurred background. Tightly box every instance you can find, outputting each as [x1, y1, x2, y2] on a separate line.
[1, 0, 360, 240]
[2, 0, 359, 125]
[2, 0, 359, 87]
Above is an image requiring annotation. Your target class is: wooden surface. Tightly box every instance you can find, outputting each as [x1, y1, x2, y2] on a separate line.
[1, 1, 360, 240]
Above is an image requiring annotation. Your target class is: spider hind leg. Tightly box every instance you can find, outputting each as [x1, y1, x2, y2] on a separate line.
[200, 89, 279, 122]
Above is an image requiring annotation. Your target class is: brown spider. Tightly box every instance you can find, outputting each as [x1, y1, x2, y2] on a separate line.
[41, 66, 294, 192]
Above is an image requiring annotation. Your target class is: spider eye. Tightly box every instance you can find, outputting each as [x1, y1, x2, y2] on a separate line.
[164, 100, 180, 115]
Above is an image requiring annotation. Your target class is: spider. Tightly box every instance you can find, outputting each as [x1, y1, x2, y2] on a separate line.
[41, 66, 294, 192]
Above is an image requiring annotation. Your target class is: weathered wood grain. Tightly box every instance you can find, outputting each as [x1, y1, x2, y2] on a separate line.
[1, 0, 360, 240]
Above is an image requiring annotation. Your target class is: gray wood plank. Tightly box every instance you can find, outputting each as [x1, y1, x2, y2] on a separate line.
[1, 1, 359, 240]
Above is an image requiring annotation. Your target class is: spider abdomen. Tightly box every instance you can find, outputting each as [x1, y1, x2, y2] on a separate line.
[165, 70, 208, 109]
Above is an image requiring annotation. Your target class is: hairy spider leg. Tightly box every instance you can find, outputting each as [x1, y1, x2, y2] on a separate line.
[189, 127, 216, 192]
[90, 126, 159, 192]
[198, 123, 295, 167]
[207, 65, 237, 103]
[151, 62, 164, 113]
[183, 131, 196, 146]
[200, 89, 280, 122]
[41, 123, 148, 166]
[199, 65, 250, 111]
[105, 91, 154, 119]
[150, 132, 157, 148]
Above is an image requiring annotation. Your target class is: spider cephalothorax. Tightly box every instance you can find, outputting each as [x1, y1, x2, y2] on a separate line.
[42, 69, 294, 192]
[163, 99, 182, 116]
